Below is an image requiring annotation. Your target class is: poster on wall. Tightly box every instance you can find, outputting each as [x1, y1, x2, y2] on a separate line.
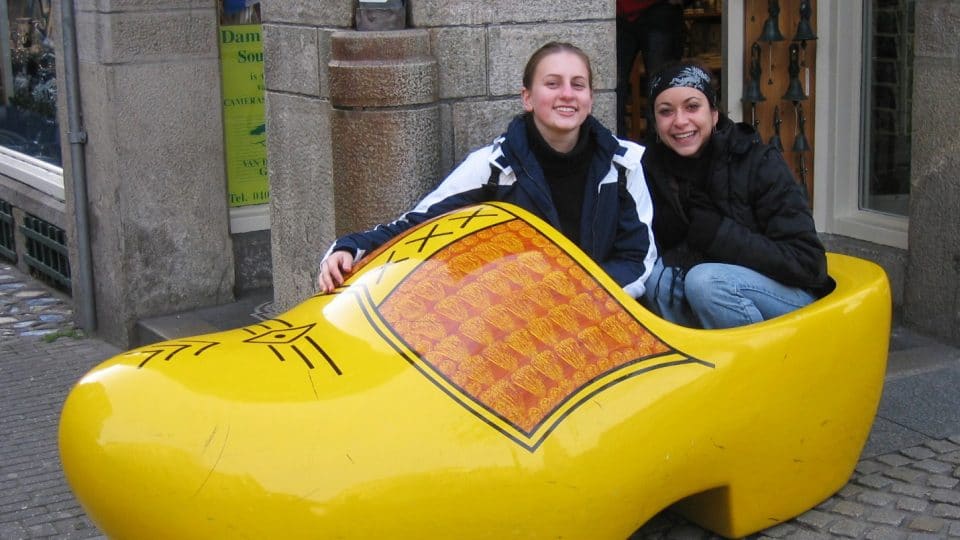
[218, 1, 267, 208]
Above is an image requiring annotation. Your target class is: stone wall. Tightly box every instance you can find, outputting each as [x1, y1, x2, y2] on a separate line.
[263, 0, 617, 311]
[62, 0, 235, 346]
[905, 0, 960, 345]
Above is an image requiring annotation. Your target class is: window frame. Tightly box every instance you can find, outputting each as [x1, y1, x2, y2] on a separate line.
[811, 0, 908, 249]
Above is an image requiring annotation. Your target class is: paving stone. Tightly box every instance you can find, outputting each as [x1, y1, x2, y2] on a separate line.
[907, 515, 945, 533]
[13, 290, 48, 299]
[891, 482, 933, 498]
[886, 467, 927, 483]
[878, 454, 915, 468]
[779, 530, 833, 539]
[902, 446, 938, 461]
[857, 460, 888, 475]
[795, 509, 837, 529]
[858, 473, 897, 490]
[27, 522, 58, 536]
[896, 496, 930, 513]
[932, 504, 960, 519]
[837, 484, 865, 499]
[928, 474, 959, 489]
[829, 517, 870, 537]
[924, 439, 960, 454]
[906, 533, 947, 540]
[912, 458, 955, 475]
[866, 507, 908, 526]
[859, 490, 897, 508]
[758, 522, 797, 537]
[932, 489, 960, 505]
[865, 525, 907, 540]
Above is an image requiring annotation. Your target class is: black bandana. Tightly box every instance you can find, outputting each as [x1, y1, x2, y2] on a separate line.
[648, 63, 717, 109]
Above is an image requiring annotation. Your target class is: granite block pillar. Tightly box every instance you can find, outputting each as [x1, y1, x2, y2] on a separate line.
[904, 0, 960, 345]
[328, 29, 440, 237]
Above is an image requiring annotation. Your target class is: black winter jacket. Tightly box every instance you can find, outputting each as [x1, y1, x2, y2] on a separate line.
[642, 114, 834, 297]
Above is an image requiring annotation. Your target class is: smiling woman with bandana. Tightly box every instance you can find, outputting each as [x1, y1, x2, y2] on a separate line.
[640, 62, 834, 329]
[317, 42, 658, 300]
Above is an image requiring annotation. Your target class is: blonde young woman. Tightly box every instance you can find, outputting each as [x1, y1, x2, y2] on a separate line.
[318, 42, 657, 300]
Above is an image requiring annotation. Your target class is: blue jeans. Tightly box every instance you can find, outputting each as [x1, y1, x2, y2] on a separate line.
[642, 259, 818, 329]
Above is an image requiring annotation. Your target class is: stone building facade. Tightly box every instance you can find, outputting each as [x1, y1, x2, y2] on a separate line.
[0, 0, 955, 348]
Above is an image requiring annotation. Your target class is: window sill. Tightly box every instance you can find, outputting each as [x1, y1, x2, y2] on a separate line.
[0, 147, 64, 201]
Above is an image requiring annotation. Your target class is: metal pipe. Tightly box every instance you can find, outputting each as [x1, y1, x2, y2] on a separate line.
[60, 0, 96, 331]
[0, 2, 12, 105]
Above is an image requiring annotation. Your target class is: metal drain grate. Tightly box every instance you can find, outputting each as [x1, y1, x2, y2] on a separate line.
[0, 200, 15, 263]
[21, 214, 71, 294]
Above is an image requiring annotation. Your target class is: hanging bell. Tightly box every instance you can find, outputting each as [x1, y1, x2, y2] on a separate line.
[782, 43, 807, 101]
[793, 0, 817, 42]
[792, 131, 811, 153]
[743, 42, 766, 103]
[770, 134, 784, 153]
[759, 0, 785, 42]
[783, 77, 807, 101]
[769, 106, 784, 152]
[743, 78, 766, 103]
[794, 18, 817, 42]
[793, 102, 811, 152]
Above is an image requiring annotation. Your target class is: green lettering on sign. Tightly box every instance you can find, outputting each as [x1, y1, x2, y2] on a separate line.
[219, 24, 268, 208]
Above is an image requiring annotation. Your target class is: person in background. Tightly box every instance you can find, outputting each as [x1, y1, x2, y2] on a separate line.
[318, 41, 658, 300]
[641, 62, 834, 329]
[616, 0, 686, 139]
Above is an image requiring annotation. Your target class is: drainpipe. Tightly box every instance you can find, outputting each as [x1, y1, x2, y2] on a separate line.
[0, 3, 12, 106]
[60, 0, 96, 331]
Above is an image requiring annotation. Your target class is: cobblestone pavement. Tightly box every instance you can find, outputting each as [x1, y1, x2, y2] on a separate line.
[1, 263, 959, 539]
[0, 265, 77, 342]
[633, 437, 960, 538]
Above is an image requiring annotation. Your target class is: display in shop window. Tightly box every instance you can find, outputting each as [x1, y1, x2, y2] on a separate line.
[1, 0, 60, 165]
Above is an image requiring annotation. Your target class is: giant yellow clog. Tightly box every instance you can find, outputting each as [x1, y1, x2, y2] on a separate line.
[59, 203, 890, 539]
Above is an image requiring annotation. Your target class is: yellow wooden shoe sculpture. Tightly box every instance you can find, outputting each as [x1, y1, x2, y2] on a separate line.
[59, 203, 891, 539]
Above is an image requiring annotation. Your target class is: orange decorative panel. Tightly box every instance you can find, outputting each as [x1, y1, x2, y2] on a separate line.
[378, 217, 676, 441]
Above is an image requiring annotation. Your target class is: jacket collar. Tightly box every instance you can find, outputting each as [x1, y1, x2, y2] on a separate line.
[494, 114, 626, 175]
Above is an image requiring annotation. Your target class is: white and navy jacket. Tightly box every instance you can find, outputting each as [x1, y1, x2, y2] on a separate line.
[323, 114, 657, 298]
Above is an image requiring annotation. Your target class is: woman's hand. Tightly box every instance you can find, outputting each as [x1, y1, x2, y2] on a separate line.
[317, 250, 355, 294]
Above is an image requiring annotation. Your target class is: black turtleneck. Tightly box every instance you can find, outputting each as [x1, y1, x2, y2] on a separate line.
[651, 140, 713, 219]
[525, 114, 595, 245]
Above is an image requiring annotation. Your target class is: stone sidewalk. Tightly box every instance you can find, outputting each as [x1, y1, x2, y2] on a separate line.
[2, 262, 959, 539]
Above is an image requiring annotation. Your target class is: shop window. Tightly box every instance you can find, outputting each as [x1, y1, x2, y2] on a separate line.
[860, 0, 913, 216]
[0, 0, 59, 166]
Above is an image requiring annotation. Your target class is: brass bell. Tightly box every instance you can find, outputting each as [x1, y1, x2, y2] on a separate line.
[759, 0, 784, 42]
[793, 0, 817, 42]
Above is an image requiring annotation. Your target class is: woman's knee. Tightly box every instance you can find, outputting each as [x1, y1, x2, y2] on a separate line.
[683, 263, 729, 305]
